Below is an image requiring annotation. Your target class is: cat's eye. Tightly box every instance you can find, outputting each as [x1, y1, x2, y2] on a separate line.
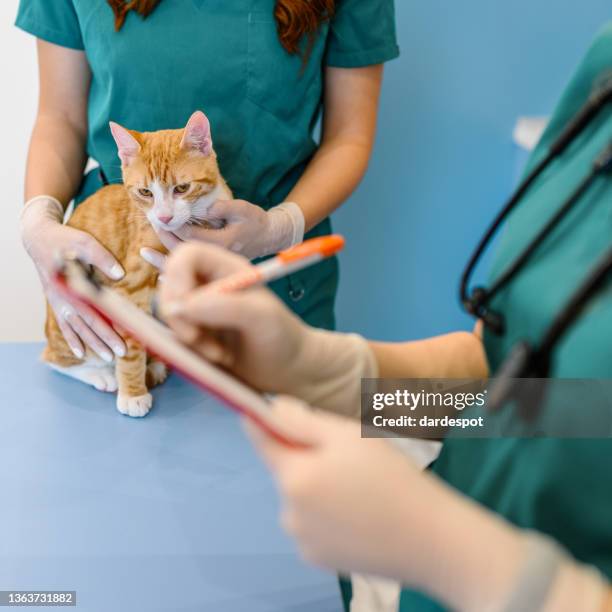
[174, 183, 191, 195]
[138, 188, 153, 198]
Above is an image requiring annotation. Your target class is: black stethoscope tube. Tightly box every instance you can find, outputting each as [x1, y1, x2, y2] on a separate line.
[484, 167, 598, 332]
[539, 231, 612, 360]
[457, 76, 612, 417]
[487, 240, 612, 414]
[486, 141, 612, 413]
[461, 80, 612, 332]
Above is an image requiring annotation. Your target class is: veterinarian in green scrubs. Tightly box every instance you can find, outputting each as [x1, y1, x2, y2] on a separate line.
[157, 23, 612, 611]
[397, 23, 612, 610]
[16, 0, 398, 360]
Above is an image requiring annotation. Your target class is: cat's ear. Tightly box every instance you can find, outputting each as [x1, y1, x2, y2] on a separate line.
[180, 111, 212, 156]
[109, 122, 141, 165]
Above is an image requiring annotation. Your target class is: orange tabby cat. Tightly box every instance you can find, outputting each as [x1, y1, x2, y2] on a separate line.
[43, 111, 232, 417]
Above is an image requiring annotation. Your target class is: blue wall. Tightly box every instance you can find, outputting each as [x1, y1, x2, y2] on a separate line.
[332, 1, 612, 340]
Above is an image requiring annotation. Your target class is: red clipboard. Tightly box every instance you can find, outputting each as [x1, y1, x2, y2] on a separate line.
[52, 257, 306, 448]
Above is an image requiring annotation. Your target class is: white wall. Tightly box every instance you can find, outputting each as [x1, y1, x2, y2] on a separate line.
[0, 0, 44, 341]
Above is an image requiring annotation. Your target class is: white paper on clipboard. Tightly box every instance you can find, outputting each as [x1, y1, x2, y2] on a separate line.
[53, 258, 305, 448]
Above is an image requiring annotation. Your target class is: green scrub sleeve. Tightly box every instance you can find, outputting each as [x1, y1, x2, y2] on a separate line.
[326, 0, 399, 67]
[15, 0, 84, 51]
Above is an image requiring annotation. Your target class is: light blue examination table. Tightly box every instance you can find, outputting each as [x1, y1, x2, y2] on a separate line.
[0, 344, 341, 612]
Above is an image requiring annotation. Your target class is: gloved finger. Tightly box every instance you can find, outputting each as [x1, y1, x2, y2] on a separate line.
[63, 310, 115, 363]
[206, 199, 245, 222]
[169, 224, 193, 241]
[167, 316, 200, 345]
[140, 247, 167, 271]
[156, 229, 184, 251]
[165, 289, 264, 332]
[191, 330, 235, 367]
[55, 308, 86, 359]
[72, 232, 124, 281]
[161, 242, 250, 306]
[173, 322, 236, 366]
[242, 396, 316, 469]
[85, 311, 127, 357]
[179, 223, 240, 249]
[269, 396, 333, 447]
[259, 395, 352, 458]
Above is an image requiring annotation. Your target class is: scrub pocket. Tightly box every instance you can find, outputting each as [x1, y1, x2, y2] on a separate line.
[273, 253, 338, 331]
[246, 11, 325, 120]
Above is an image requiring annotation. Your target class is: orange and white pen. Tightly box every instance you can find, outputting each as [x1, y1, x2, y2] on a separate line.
[205, 234, 345, 294]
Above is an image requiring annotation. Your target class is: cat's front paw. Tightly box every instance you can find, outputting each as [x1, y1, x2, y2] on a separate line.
[146, 360, 168, 388]
[117, 393, 153, 418]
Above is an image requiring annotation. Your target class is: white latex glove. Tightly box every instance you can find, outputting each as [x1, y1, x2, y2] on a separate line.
[159, 242, 374, 415]
[21, 196, 127, 361]
[244, 396, 424, 579]
[246, 398, 612, 612]
[141, 200, 305, 267]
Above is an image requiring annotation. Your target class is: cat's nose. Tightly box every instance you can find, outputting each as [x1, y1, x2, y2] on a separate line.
[157, 214, 174, 225]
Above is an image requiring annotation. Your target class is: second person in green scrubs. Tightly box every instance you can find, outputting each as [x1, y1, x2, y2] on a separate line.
[17, 0, 398, 361]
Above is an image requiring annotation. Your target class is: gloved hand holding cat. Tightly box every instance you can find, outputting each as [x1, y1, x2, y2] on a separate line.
[146, 198, 305, 263]
[21, 194, 128, 362]
[22, 110, 302, 417]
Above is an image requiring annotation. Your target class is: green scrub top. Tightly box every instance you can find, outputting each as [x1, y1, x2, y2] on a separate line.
[400, 23, 612, 611]
[16, 0, 399, 331]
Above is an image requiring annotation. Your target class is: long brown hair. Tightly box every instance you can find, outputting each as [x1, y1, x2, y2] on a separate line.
[107, 0, 335, 59]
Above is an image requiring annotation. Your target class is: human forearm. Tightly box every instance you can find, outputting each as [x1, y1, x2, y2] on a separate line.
[386, 471, 524, 610]
[542, 562, 608, 612]
[603, 586, 612, 612]
[373, 467, 607, 611]
[25, 40, 90, 206]
[371, 330, 489, 379]
[286, 64, 381, 232]
[287, 136, 372, 231]
[25, 113, 88, 205]
[286, 328, 489, 418]
[246, 387, 609, 612]
[292, 323, 488, 417]
[19, 40, 126, 360]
